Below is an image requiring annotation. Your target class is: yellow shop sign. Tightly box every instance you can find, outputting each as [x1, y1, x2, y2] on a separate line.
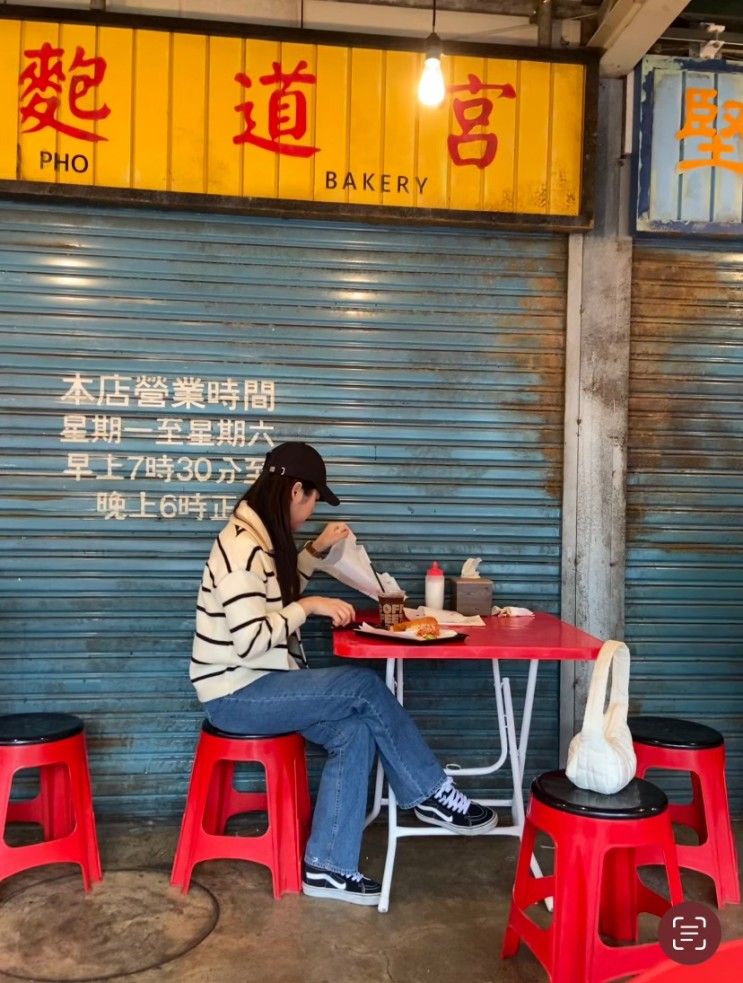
[0, 12, 596, 227]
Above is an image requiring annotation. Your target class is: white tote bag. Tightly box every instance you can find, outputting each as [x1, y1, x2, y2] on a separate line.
[566, 640, 637, 795]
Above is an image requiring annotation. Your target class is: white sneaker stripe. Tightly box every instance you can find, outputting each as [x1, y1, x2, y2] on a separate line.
[417, 804, 454, 822]
[305, 871, 347, 890]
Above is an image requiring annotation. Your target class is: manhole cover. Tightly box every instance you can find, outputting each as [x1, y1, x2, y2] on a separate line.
[0, 869, 218, 981]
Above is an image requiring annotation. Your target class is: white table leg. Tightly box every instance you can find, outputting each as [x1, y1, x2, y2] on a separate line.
[518, 660, 539, 779]
[395, 657, 404, 703]
[517, 660, 552, 910]
[375, 657, 401, 911]
[370, 655, 548, 911]
[378, 784, 398, 913]
[364, 658, 397, 829]
[502, 677, 525, 829]
[445, 659, 508, 778]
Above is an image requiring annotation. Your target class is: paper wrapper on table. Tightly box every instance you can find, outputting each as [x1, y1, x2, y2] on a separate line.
[312, 530, 404, 600]
[492, 606, 534, 618]
[403, 606, 485, 627]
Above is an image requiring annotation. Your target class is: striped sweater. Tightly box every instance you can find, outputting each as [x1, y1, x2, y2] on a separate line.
[190, 501, 321, 703]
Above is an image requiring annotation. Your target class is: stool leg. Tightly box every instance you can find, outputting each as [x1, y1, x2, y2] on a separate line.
[501, 816, 541, 959]
[0, 766, 13, 841]
[68, 741, 103, 888]
[296, 754, 312, 847]
[290, 743, 310, 894]
[633, 818, 684, 920]
[171, 743, 213, 893]
[265, 753, 303, 898]
[600, 848, 639, 943]
[552, 839, 602, 983]
[500, 918, 521, 960]
[0, 767, 18, 887]
[661, 822, 684, 906]
[692, 766, 740, 906]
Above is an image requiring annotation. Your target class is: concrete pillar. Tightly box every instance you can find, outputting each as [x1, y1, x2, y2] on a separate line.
[559, 77, 633, 761]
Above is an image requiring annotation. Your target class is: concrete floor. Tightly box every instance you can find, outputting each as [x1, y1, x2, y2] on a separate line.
[0, 819, 742, 983]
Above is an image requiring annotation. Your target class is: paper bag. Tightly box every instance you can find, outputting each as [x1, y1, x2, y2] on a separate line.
[312, 531, 403, 599]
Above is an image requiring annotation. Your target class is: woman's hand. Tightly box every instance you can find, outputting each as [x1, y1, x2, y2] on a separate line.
[298, 596, 356, 627]
[311, 521, 351, 555]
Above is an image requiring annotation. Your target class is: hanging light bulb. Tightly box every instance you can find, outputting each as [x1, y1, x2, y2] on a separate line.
[418, 33, 445, 107]
[418, 0, 445, 108]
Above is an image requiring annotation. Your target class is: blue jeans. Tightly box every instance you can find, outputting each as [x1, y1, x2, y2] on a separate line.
[203, 665, 446, 876]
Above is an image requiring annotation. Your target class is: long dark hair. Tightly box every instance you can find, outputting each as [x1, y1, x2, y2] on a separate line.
[238, 472, 316, 604]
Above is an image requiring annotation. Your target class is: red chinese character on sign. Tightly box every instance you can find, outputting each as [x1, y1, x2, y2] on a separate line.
[18, 42, 110, 142]
[447, 74, 516, 169]
[676, 87, 743, 175]
[233, 60, 319, 157]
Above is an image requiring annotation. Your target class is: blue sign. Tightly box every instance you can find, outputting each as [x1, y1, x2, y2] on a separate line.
[636, 55, 743, 235]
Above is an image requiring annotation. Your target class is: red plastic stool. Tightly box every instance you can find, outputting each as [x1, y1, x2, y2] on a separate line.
[0, 713, 102, 890]
[632, 939, 743, 981]
[171, 721, 311, 898]
[502, 770, 684, 983]
[630, 715, 740, 907]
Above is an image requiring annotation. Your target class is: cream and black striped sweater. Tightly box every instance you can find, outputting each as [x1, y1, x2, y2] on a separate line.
[190, 501, 321, 703]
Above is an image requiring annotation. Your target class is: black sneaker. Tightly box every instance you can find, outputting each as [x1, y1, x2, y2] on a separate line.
[302, 861, 382, 906]
[414, 777, 498, 834]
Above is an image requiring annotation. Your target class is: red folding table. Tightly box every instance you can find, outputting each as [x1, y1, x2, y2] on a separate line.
[333, 611, 603, 911]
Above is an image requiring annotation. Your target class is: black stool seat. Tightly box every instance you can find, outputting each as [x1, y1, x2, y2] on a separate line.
[0, 713, 84, 746]
[629, 715, 723, 750]
[202, 720, 294, 740]
[532, 770, 668, 820]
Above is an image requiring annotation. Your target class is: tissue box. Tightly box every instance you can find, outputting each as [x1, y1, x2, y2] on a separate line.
[451, 577, 493, 616]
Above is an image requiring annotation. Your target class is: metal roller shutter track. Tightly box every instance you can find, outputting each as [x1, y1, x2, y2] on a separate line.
[0, 201, 567, 818]
[627, 238, 743, 814]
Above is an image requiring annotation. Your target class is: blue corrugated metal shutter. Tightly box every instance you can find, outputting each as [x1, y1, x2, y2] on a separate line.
[0, 200, 566, 818]
[627, 239, 743, 815]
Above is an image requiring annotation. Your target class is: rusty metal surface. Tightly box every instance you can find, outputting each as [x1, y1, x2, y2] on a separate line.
[626, 239, 743, 813]
[0, 199, 567, 817]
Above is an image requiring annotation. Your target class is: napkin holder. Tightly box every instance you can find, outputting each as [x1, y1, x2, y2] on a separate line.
[451, 577, 493, 616]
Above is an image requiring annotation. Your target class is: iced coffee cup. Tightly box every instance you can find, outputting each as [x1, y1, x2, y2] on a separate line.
[378, 592, 406, 629]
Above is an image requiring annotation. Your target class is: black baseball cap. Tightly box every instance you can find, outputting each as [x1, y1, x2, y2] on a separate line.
[262, 442, 340, 506]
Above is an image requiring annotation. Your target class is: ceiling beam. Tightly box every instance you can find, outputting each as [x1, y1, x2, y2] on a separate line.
[332, 0, 589, 16]
[588, 0, 692, 76]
